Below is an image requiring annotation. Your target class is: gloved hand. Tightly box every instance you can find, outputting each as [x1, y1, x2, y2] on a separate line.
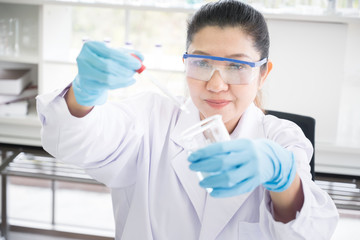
[188, 138, 296, 197]
[73, 41, 143, 106]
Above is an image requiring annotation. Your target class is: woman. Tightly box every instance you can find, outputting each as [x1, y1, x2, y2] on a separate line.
[37, 0, 338, 239]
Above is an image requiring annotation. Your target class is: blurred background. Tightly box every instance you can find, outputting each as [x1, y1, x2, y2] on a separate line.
[0, 0, 359, 239]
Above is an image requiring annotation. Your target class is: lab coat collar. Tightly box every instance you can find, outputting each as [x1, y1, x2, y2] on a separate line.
[170, 100, 265, 239]
[230, 102, 265, 140]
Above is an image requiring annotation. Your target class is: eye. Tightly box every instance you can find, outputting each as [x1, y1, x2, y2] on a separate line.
[228, 63, 248, 70]
[192, 59, 211, 68]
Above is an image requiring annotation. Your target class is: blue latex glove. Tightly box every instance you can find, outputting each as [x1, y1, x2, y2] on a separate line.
[73, 41, 144, 106]
[188, 139, 296, 197]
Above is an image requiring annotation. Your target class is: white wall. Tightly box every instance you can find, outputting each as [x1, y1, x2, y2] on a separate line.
[337, 22, 360, 148]
[263, 18, 348, 144]
[262, 17, 360, 175]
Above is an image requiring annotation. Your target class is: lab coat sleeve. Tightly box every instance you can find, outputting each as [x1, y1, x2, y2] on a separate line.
[36, 86, 149, 188]
[259, 115, 339, 240]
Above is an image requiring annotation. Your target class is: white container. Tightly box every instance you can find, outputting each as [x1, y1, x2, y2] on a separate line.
[0, 69, 31, 95]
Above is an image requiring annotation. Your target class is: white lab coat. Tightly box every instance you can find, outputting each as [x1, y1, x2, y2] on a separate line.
[36, 87, 339, 240]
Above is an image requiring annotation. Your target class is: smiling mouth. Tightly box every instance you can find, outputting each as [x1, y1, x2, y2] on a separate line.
[205, 99, 231, 109]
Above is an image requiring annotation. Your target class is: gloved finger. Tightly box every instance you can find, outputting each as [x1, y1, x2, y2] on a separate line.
[83, 77, 136, 91]
[189, 152, 243, 172]
[82, 41, 142, 70]
[188, 143, 230, 162]
[123, 48, 144, 61]
[77, 62, 116, 90]
[210, 178, 259, 198]
[110, 47, 144, 70]
[189, 154, 229, 172]
[95, 68, 137, 89]
[189, 148, 256, 172]
[199, 161, 255, 188]
[188, 139, 253, 162]
[77, 60, 137, 89]
[104, 64, 139, 87]
[78, 47, 140, 76]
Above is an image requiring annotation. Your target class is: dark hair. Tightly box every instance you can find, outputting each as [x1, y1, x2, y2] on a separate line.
[186, 0, 270, 110]
[186, 0, 269, 64]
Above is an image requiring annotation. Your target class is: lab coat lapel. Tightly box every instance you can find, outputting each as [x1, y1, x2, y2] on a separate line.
[200, 103, 266, 239]
[171, 101, 266, 237]
[199, 193, 251, 240]
[170, 99, 207, 222]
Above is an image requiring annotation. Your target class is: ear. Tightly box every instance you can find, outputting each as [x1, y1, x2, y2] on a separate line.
[258, 60, 273, 90]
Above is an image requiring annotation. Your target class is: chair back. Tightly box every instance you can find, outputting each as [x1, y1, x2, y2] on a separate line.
[266, 110, 316, 181]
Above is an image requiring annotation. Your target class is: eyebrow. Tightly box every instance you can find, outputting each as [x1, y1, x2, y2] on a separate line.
[191, 50, 253, 61]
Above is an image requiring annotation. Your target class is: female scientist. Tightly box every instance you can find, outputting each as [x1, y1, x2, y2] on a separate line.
[37, 0, 338, 239]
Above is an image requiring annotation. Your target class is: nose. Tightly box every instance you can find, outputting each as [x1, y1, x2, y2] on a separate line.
[206, 70, 229, 93]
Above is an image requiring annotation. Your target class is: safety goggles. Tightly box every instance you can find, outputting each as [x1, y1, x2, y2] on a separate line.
[183, 53, 268, 85]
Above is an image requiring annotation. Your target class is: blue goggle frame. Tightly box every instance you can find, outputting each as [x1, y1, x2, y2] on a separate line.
[183, 53, 268, 68]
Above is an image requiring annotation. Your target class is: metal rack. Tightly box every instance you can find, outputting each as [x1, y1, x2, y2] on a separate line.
[0, 143, 110, 240]
[316, 173, 360, 211]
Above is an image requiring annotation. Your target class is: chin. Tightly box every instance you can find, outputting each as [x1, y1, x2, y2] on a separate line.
[202, 109, 231, 121]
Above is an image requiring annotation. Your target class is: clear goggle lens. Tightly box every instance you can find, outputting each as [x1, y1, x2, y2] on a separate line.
[184, 55, 267, 85]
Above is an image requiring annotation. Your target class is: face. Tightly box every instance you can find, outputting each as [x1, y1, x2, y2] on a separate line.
[186, 26, 272, 133]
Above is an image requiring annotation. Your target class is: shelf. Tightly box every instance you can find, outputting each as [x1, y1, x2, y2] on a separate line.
[45, 1, 360, 23]
[0, 101, 41, 147]
[1, 0, 359, 23]
[263, 11, 360, 24]
[0, 54, 39, 65]
[0, 111, 39, 127]
[0, 0, 43, 5]
[0, 0, 199, 12]
[46, 0, 199, 13]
